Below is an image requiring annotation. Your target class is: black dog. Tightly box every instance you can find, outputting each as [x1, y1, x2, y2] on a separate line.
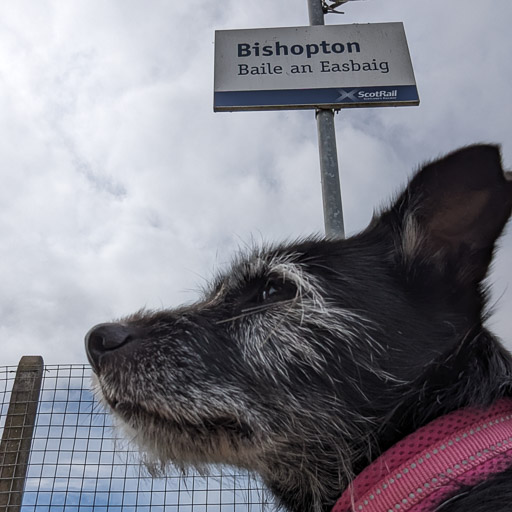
[86, 145, 512, 511]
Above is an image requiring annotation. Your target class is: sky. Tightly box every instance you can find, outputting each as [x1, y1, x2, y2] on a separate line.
[0, 0, 511, 366]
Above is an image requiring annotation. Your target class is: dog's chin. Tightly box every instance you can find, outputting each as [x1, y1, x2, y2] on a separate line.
[104, 398, 258, 471]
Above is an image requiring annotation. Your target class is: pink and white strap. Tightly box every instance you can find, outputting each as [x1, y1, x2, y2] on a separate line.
[332, 399, 512, 512]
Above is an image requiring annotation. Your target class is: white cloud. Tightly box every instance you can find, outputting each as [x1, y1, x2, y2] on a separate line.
[0, 0, 511, 365]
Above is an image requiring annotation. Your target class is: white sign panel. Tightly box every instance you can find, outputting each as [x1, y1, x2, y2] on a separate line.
[214, 23, 419, 111]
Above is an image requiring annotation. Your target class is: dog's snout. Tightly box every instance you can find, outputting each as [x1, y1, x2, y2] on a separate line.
[85, 323, 137, 372]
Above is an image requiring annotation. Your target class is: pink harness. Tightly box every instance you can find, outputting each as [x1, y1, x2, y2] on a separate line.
[332, 398, 512, 512]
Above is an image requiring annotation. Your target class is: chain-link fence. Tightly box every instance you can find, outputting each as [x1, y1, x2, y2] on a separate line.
[0, 360, 275, 511]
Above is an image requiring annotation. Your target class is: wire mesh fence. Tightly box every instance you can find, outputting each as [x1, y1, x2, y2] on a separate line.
[0, 361, 276, 511]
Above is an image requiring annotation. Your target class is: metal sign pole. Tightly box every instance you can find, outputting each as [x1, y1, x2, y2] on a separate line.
[307, 0, 345, 239]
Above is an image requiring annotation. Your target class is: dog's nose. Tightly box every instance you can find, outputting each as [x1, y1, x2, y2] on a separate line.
[85, 323, 137, 372]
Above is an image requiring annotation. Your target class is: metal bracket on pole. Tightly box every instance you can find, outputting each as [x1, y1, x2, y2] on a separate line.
[308, 0, 345, 239]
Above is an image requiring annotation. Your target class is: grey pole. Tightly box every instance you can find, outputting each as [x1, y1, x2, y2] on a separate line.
[0, 356, 44, 512]
[308, 0, 345, 239]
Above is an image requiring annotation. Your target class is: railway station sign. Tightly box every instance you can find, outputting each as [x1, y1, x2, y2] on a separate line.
[214, 22, 419, 111]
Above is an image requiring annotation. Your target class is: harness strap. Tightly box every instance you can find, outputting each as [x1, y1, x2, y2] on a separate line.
[332, 399, 512, 512]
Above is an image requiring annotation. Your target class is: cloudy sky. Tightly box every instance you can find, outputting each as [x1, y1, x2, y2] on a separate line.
[1, 0, 511, 366]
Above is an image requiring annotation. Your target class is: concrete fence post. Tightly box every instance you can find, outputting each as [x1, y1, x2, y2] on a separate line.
[0, 356, 44, 512]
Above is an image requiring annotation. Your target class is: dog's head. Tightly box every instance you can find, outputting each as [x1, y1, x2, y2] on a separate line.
[86, 145, 512, 511]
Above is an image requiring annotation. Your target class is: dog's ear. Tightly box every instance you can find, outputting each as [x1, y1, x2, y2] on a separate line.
[386, 145, 512, 286]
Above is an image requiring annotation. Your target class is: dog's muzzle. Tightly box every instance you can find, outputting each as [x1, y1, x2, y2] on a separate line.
[85, 323, 139, 373]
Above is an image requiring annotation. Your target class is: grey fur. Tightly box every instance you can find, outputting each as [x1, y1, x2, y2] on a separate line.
[89, 247, 386, 509]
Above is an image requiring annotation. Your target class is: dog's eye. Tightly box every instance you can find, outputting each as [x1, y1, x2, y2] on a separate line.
[259, 279, 296, 304]
[261, 282, 279, 302]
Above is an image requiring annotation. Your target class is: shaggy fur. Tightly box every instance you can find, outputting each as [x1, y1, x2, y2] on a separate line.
[86, 145, 512, 511]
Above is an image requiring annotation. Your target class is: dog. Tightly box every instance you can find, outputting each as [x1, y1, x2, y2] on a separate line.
[86, 144, 512, 512]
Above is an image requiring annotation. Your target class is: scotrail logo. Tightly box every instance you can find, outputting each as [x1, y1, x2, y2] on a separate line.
[335, 89, 359, 102]
[336, 88, 398, 102]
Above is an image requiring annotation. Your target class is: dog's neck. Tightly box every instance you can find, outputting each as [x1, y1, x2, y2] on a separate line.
[264, 329, 512, 512]
[369, 329, 512, 464]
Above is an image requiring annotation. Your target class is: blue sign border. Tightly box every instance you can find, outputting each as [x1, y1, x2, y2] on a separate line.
[214, 85, 419, 111]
